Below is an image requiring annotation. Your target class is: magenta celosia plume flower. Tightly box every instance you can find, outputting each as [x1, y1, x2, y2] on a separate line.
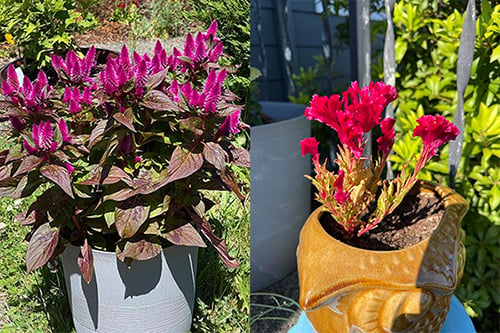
[2, 66, 52, 114]
[300, 82, 459, 237]
[51, 46, 96, 85]
[23, 121, 59, 155]
[220, 110, 241, 135]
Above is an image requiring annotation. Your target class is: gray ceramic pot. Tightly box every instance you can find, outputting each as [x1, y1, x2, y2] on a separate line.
[250, 101, 311, 291]
[61, 244, 198, 333]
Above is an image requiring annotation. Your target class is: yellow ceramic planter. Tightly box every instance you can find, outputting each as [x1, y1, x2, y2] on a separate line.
[297, 181, 468, 333]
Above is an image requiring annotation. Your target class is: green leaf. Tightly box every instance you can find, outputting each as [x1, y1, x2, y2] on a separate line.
[26, 223, 59, 273]
[40, 164, 74, 199]
[491, 45, 500, 63]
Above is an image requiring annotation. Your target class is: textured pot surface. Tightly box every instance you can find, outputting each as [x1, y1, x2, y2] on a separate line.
[61, 245, 198, 333]
[297, 181, 468, 333]
[251, 101, 310, 291]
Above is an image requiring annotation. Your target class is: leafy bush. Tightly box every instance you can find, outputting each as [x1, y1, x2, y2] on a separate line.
[387, 1, 500, 331]
[129, 0, 188, 39]
[0, 0, 97, 71]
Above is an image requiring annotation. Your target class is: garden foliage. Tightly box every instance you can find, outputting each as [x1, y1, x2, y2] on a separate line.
[388, 0, 500, 330]
[0, 0, 97, 70]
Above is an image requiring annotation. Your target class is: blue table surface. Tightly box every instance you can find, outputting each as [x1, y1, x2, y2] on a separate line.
[289, 295, 476, 333]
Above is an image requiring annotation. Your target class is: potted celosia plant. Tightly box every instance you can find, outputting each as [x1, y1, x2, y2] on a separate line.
[0, 21, 248, 332]
[297, 81, 468, 333]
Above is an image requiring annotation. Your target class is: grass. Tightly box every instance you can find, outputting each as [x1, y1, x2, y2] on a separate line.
[0, 135, 250, 332]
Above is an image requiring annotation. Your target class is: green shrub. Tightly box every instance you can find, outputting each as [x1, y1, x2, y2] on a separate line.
[0, 0, 97, 71]
[130, 0, 187, 39]
[388, 1, 500, 331]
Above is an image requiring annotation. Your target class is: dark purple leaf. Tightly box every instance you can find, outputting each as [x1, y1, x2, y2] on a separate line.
[203, 142, 228, 171]
[6, 150, 24, 163]
[115, 198, 150, 238]
[116, 239, 162, 265]
[89, 120, 108, 148]
[146, 69, 168, 90]
[164, 147, 203, 184]
[113, 108, 136, 132]
[218, 170, 245, 201]
[26, 223, 59, 273]
[230, 148, 250, 168]
[162, 223, 206, 247]
[143, 90, 181, 111]
[0, 102, 28, 118]
[80, 165, 132, 186]
[179, 117, 204, 135]
[40, 164, 74, 199]
[0, 165, 12, 181]
[0, 176, 27, 198]
[16, 210, 40, 226]
[13, 155, 42, 177]
[190, 211, 239, 269]
[78, 239, 94, 284]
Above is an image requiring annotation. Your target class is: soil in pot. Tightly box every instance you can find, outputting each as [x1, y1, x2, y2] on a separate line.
[321, 188, 445, 250]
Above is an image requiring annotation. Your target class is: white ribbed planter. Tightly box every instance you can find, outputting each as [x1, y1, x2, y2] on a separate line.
[250, 101, 311, 291]
[61, 244, 198, 333]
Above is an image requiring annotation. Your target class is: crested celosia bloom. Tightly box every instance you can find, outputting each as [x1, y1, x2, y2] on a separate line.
[301, 82, 458, 236]
[300, 137, 319, 161]
[305, 81, 397, 158]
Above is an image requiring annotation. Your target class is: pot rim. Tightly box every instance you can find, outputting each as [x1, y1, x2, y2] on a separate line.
[309, 180, 463, 254]
[252, 101, 307, 130]
[63, 242, 178, 256]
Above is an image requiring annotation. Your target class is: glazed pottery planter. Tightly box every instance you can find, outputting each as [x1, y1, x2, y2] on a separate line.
[297, 181, 468, 333]
[61, 245, 198, 333]
[251, 101, 310, 291]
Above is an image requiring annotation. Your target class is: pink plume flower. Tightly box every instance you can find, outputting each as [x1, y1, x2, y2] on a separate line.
[3, 69, 52, 114]
[64, 162, 75, 174]
[57, 119, 72, 143]
[51, 47, 96, 85]
[377, 117, 396, 155]
[220, 110, 241, 135]
[300, 137, 320, 161]
[24, 121, 60, 155]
